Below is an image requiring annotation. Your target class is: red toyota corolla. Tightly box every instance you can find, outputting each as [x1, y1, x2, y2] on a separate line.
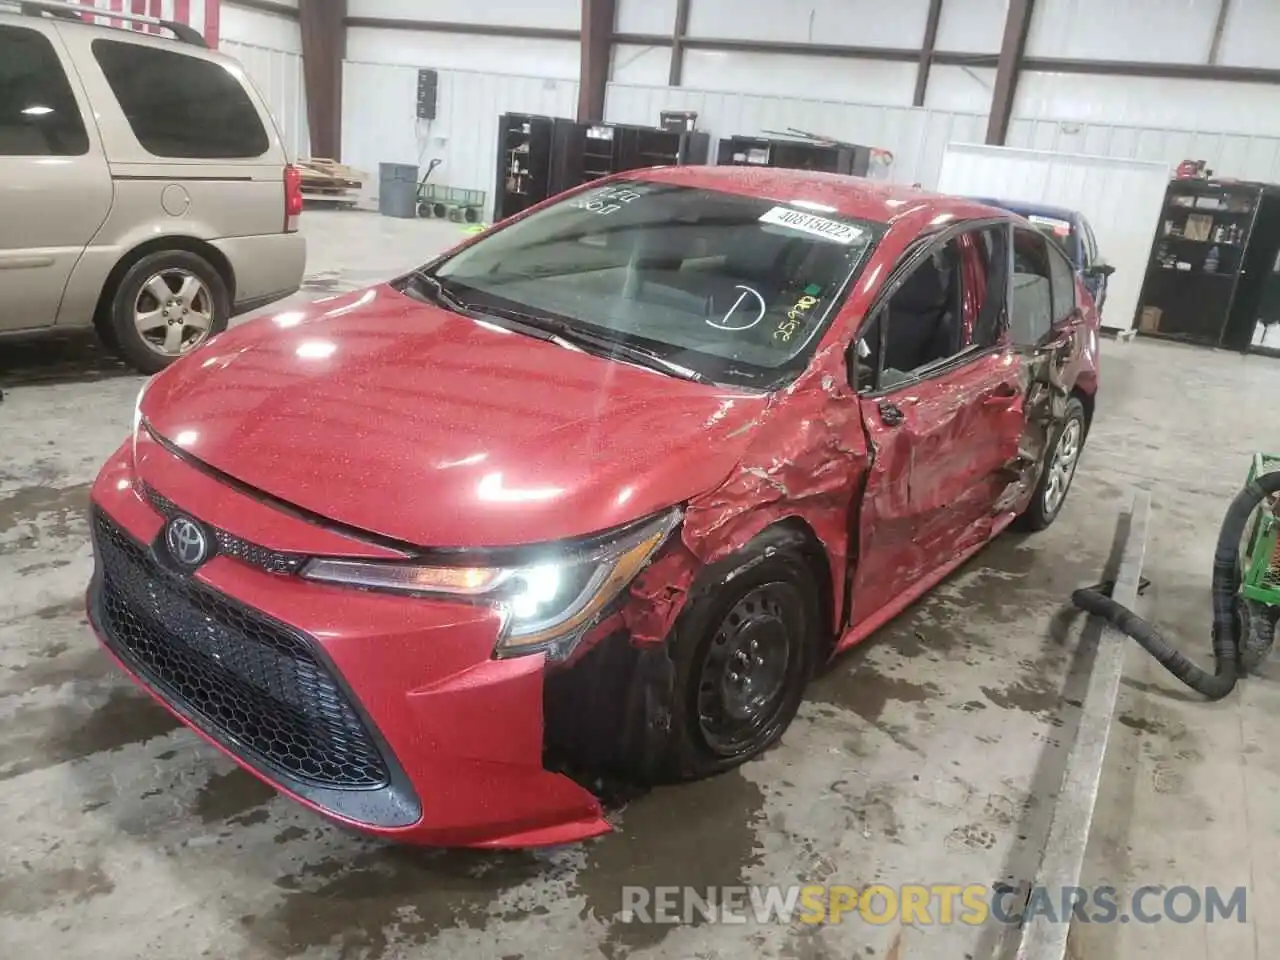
[87, 167, 1099, 847]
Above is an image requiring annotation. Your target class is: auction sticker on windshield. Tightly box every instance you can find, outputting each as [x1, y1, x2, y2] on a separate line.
[759, 206, 866, 245]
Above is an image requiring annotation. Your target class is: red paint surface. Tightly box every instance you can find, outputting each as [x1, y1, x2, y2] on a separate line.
[93, 168, 1099, 847]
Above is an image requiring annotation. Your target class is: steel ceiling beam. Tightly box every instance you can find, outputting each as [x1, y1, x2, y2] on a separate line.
[578, 0, 617, 122]
[986, 0, 1035, 145]
[300, 0, 347, 160]
[914, 0, 944, 107]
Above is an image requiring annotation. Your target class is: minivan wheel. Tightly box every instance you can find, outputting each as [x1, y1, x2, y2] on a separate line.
[107, 250, 230, 374]
[1015, 396, 1086, 532]
[661, 533, 821, 781]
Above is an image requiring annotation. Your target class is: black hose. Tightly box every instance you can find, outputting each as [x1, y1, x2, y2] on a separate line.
[1071, 472, 1280, 700]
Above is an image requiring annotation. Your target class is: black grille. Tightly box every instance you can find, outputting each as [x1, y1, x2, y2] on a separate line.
[142, 484, 307, 575]
[92, 509, 389, 789]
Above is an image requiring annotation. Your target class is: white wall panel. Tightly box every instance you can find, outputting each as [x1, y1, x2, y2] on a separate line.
[937, 144, 1170, 330]
[1026, 0, 1219, 63]
[224, 40, 309, 160]
[343, 61, 578, 218]
[611, 44, 672, 85]
[1014, 71, 1280, 137]
[348, 0, 579, 30]
[686, 0, 931, 48]
[617, 0, 677, 35]
[924, 65, 996, 114]
[221, 5, 301, 51]
[604, 82, 987, 187]
[1219, 0, 1280, 69]
[346, 26, 579, 79]
[682, 50, 917, 104]
[935, 0, 1007, 53]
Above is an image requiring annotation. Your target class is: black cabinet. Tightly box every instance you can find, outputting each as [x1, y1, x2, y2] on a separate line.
[715, 135, 872, 176]
[494, 117, 711, 221]
[494, 113, 557, 223]
[550, 122, 710, 194]
[1137, 179, 1280, 353]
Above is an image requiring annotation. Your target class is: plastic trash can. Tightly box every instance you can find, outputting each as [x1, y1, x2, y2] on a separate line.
[378, 162, 419, 219]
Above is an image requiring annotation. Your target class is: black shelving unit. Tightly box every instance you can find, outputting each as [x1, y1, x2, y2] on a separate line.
[715, 135, 872, 176]
[493, 113, 556, 222]
[1135, 178, 1263, 347]
[549, 121, 710, 194]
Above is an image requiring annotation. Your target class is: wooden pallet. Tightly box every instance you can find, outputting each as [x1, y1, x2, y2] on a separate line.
[297, 158, 366, 206]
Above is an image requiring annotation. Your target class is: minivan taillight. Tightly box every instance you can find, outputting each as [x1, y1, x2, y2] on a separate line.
[284, 164, 304, 232]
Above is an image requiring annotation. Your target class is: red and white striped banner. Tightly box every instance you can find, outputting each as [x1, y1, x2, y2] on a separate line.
[69, 0, 221, 49]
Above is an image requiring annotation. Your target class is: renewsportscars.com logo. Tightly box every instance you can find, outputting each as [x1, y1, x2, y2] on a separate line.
[619, 884, 1248, 926]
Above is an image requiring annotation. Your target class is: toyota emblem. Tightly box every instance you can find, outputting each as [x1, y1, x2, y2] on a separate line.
[165, 516, 208, 568]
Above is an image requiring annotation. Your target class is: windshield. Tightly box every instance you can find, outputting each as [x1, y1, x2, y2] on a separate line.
[424, 180, 880, 388]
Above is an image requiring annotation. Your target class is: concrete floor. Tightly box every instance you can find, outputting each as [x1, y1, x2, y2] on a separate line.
[0, 211, 1275, 959]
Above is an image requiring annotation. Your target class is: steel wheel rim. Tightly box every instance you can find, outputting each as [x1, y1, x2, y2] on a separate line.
[133, 269, 215, 357]
[1044, 417, 1083, 517]
[695, 582, 803, 758]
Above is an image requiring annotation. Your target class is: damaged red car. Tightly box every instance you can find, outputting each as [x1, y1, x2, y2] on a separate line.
[86, 167, 1099, 848]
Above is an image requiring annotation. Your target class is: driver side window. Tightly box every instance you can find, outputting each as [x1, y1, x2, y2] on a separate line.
[854, 224, 1007, 392]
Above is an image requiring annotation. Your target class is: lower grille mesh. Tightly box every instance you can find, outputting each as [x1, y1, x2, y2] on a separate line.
[92, 509, 388, 789]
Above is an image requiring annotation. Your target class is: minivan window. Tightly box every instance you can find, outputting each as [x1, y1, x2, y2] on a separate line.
[426, 181, 880, 388]
[91, 40, 269, 159]
[0, 25, 89, 157]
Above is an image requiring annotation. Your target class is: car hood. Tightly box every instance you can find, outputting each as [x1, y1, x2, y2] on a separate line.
[140, 285, 770, 548]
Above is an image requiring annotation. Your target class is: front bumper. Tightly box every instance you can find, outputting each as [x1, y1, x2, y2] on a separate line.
[86, 443, 610, 848]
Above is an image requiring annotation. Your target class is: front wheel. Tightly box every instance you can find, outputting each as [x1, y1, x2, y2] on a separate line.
[660, 531, 822, 781]
[1016, 396, 1086, 532]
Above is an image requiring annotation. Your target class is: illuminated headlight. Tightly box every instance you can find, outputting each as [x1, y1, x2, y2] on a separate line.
[300, 508, 682, 660]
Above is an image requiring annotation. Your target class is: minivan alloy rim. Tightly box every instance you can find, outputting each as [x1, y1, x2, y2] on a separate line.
[134, 270, 215, 356]
[1044, 417, 1082, 516]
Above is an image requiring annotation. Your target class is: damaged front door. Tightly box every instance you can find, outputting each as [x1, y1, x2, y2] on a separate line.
[847, 223, 1023, 627]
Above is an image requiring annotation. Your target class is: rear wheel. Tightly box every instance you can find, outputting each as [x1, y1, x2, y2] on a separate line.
[105, 250, 229, 374]
[661, 532, 822, 781]
[1016, 396, 1086, 532]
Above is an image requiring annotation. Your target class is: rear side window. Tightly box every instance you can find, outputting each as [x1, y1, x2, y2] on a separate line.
[92, 40, 269, 159]
[1047, 245, 1077, 322]
[0, 25, 89, 157]
[1010, 228, 1054, 346]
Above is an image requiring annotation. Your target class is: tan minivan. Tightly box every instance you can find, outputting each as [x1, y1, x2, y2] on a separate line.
[0, 0, 306, 373]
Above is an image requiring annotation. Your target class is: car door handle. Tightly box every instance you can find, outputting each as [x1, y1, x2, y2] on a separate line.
[879, 401, 906, 427]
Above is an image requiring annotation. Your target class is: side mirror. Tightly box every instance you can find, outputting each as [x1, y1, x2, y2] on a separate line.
[1088, 262, 1116, 279]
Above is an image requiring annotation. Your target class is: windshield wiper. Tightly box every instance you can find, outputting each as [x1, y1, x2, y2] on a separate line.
[409, 269, 472, 314]
[479, 306, 715, 384]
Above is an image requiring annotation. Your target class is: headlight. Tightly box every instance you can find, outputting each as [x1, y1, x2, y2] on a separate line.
[130, 379, 151, 465]
[300, 508, 681, 660]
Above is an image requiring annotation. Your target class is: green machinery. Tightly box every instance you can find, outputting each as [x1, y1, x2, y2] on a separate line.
[1242, 453, 1280, 610]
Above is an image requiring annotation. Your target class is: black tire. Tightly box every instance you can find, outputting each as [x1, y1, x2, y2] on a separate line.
[431, 202, 448, 219]
[417, 202, 431, 218]
[106, 250, 230, 375]
[1015, 396, 1086, 532]
[463, 206, 479, 223]
[659, 529, 823, 781]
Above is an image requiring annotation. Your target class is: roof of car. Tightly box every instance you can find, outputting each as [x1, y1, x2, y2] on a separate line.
[631, 165, 1007, 226]
[966, 197, 1081, 223]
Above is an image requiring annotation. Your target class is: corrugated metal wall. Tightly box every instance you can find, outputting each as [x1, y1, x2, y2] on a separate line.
[223, 41, 309, 161]
[1007, 119, 1280, 185]
[603, 81, 988, 187]
[604, 81, 1280, 188]
[342, 61, 580, 218]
